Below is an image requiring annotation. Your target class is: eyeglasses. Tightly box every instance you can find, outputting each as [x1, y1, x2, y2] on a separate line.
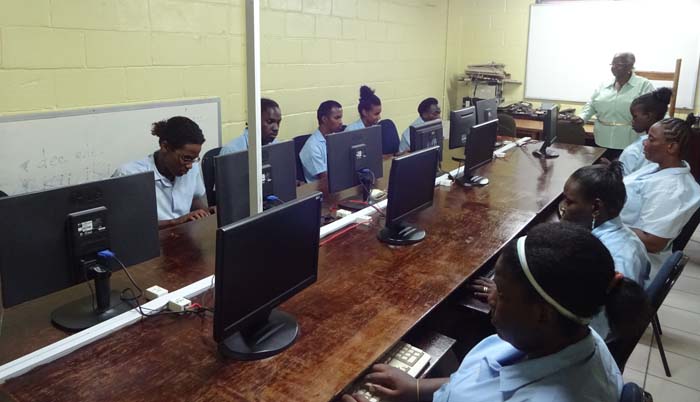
[610, 62, 631, 68]
[174, 151, 200, 164]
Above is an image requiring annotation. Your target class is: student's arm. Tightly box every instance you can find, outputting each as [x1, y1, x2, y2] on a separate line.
[316, 172, 329, 194]
[158, 211, 208, 230]
[630, 228, 670, 254]
[578, 87, 600, 122]
[191, 196, 209, 212]
[342, 364, 449, 402]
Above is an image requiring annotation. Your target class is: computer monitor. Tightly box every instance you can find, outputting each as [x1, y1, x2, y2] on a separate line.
[214, 192, 321, 360]
[455, 119, 498, 187]
[475, 98, 499, 124]
[0, 172, 160, 332]
[378, 146, 439, 246]
[533, 105, 559, 159]
[409, 119, 443, 162]
[214, 140, 297, 227]
[326, 125, 383, 210]
[448, 107, 477, 150]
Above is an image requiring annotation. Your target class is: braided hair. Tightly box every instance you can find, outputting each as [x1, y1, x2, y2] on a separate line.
[657, 115, 695, 157]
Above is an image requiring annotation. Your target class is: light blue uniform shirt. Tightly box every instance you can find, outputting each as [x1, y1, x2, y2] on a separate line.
[344, 119, 367, 132]
[113, 153, 205, 221]
[219, 128, 277, 156]
[621, 161, 700, 272]
[589, 216, 651, 339]
[398, 117, 425, 153]
[433, 332, 622, 402]
[299, 129, 327, 183]
[618, 134, 651, 176]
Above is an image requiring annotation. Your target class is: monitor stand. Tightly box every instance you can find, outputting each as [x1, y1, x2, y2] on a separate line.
[51, 264, 133, 332]
[456, 173, 489, 187]
[337, 170, 376, 212]
[218, 309, 299, 360]
[378, 221, 426, 246]
[532, 144, 559, 159]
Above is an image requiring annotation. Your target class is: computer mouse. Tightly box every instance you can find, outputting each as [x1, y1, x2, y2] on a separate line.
[370, 189, 387, 200]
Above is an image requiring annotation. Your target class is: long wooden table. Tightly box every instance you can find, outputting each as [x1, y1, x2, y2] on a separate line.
[0, 142, 604, 402]
[514, 118, 594, 140]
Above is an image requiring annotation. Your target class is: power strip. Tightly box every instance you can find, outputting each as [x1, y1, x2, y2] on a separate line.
[167, 297, 191, 313]
[494, 136, 531, 158]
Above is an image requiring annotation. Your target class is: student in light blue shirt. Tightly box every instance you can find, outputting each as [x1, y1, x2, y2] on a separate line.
[220, 98, 282, 155]
[618, 88, 672, 175]
[113, 116, 209, 230]
[345, 85, 382, 133]
[398, 97, 441, 153]
[621, 117, 700, 273]
[559, 162, 651, 339]
[299, 100, 344, 186]
[343, 222, 642, 402]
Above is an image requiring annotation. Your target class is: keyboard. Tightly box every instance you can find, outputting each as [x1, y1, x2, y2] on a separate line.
[351, 342, 431, 402]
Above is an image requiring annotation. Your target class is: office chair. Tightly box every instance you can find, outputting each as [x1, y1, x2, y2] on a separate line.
[672, 207, 700, 252]
[379, 119, 400, 155]
[293, 134, 311, 184]
[607, 251, 686, 377]
[201, 147, 222, 207]
[496, 113, 517, 137]
[556, 121, 586, 145]
[0, 190, 7, 198]
[620, 382, 650, 402]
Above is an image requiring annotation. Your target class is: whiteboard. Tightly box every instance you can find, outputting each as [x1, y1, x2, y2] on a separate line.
[525, 1, 700, 108]
[0, 99, 221, 195]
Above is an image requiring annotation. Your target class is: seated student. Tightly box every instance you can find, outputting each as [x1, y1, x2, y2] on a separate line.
[219, 98, 282, 155]
[559, 162, 651, 339]
[345, 222, 636, 402]
[621, 117, 700, 271]
[113, 116, 209, 230]
[618, 88, 672, 175]
[344, 85, 382, 132]
[299, 100, 344, 185]
[398, 97, 441, 153]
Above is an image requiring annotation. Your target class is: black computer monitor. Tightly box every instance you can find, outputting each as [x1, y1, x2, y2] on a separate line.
[214, 192, 321, 360]
[455, 119, 498, 187]
[378, 146, 439, 246]
[0, 172, 160, 332]
[214, 140, 297, 227]
[533, 105, 559, 159]
[326, 125, 383, 210]
[409, 119, 443, 162]
[475, 98, 499, 124]
[448, 106, 477, 150]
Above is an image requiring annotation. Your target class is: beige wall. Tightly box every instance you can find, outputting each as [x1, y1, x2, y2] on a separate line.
[0, 0, 449, 146]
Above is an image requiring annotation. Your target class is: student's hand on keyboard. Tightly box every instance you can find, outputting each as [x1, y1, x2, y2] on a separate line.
[180, 209, 210, 223]
[341, 394, 371, 402]
[469, 276, 496, 302]
[362, 364, 417, 401]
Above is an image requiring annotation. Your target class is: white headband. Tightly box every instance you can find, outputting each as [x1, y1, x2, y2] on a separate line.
[516, 236, 591, 325]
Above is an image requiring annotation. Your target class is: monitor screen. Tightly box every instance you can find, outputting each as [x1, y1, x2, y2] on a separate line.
[326, 125, 383, 194]
[214, 140, 297, 227]
[475, 98, 499, 124]
[449, 107, 476, 150]
[213, 192, 321, 346]
[385, 146, 439, 226]
[0, 172, 159, 317]
[465, 120, 498, 172]
[542, 105, 559, 147]
[409, 119, 443, 161]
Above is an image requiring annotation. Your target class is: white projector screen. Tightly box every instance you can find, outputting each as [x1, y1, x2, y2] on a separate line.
[525, 1, 699, 109]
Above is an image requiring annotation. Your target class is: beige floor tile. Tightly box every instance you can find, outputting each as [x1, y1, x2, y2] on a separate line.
[657, 305, 700, 335]
[690, 229, 700, 244]
[643, 347, 700, 392]
[682, 260, 700, 280]
[623, 367, 646, 385]
[675, 274, 700, 296]
[637, 326, 700, 361]
[626, 342, 652, 373]
[642, 373, 700, 402]
[664, 290, 700, 314]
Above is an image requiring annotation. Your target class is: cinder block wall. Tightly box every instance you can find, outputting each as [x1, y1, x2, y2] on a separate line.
[0, 0, 449, 146]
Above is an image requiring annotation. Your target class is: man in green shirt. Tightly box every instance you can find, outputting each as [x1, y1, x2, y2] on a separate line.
[578, 53, 654, 150]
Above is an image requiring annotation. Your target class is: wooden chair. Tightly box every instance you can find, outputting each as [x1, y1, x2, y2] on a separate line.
[635, 59, 682, 117]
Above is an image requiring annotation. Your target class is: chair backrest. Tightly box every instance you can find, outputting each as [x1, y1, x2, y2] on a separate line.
[379, 119, 400, 155]
[555, 121, 586, 145]
[0, 190, 7, 198]
[496, 113, 516, 137]
[607, 251, 687, 371]
[620, 382, 645, 402]
[293, 134, 311, 183]
[201, 147, 222, 206]
[673, 206, 700, 252]
[635, 58, 682, 117]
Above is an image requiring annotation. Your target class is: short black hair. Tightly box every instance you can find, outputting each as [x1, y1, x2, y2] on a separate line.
[358, 85, 381, 115]
[261, 98, 279, 114]
[317, 100, 342, 124]
[570, 161, 626, 217]
[151, 116, 205, 149]
[417, 97, 438, 115]
[631, 87, 672, 121]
